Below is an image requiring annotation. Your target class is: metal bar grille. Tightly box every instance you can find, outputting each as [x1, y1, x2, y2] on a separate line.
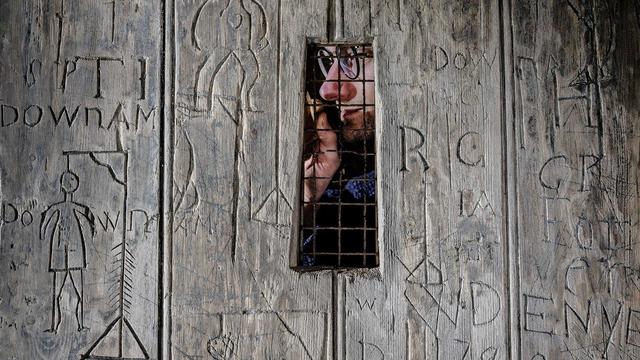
[299, 43, 378, 269]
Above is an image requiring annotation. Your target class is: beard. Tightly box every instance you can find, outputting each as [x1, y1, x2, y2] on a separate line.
[340, 109, 375, 143]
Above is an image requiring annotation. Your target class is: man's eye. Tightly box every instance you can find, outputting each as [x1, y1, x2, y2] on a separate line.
[319, 58, 333, 76]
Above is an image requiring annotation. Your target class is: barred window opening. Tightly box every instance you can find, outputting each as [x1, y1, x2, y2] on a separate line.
[299, 42, 378, 269]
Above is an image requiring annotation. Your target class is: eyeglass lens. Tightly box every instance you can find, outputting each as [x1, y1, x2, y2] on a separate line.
[316, 46, 361, 80]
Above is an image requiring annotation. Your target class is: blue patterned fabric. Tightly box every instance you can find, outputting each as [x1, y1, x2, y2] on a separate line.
[302, 234, 315, 266]
[344, 171, 376, 199]
[322, 170, 376, 200]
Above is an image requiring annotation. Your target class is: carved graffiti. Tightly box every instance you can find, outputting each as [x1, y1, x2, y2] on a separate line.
[41, 168, 96, 333]
[41, 150, 151, 359]
[523, 293, 554, 336]
[456, 131, 484, 167]
[399, 125, 429, 173]
[430, 46, 498, 73]
[0, 102, 156, 131]
[192, 0, 268, 112]
[459, 190, 496, 217]
[358, 333, 385, 360]
[207, 334, 235, 360]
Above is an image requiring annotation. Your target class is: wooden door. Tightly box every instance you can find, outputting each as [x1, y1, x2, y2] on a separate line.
[0, 0, 638, 359]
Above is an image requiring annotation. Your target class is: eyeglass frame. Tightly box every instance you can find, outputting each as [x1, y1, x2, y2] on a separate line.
[315, 45, 371, 80]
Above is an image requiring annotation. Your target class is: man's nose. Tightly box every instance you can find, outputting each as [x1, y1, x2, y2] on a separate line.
[319, 61, 356, 101]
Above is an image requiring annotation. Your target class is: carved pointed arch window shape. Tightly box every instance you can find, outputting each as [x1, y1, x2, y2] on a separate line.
[298, 42, 379, 269]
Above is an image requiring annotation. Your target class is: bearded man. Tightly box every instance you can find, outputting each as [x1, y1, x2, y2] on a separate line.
[301, 44, 377, 268]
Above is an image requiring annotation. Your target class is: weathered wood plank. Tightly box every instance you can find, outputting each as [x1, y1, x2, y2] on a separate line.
[0, 0, 163, 358]
[338, 0, 509, 359]
[170, 0, 333, 358]
[1, 0, 638, 359]
[509, 0, 640, 358]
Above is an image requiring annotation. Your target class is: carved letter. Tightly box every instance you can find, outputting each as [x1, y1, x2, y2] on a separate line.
[21, 210, 33, 226]
[600, 217, 630, 251]
[356, 298, 376, 311]
[564, 299, 591, 337]
[471, 281, 501, 325]
[543, 197, 570, 245]
[107, 103, 130, 130]
[454, 52, 467, 70]
[574, 216, 593, 249]
[523, 293, 554, 335]
[76, 57, 125, 98]
[565, 257, 589, 295]
[580, 154, 602, 192]
[60, 59, 77, 91]
[138, 58, 147, 100]
[602, 302, 623, 347]
[399, 125, 429, 172]
[456, 131, 484, 166]
[433, 46, 448, 71]
[23, 105, 43, 127]
[85, 107, 104, 128]
[135, 104, 156, 130]
[1, 104, 18, 127]
[25, 58, 41, 87]
[129, 209, 152, 233]
[49, 105, 80, 127]
[359, 339, 385, 360]
[460, 190, 496, 217]
[1, 202, 18, 224]
[626, 308, 640, 347]
[97, 211, 120, 232]
[539, 155, 569, 192]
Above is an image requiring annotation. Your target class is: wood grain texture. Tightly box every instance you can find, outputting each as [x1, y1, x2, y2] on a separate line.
[170, 0, 332, 358]
[0, 0, 162, 358]
[336, 1, 508, 359]
[0, 0, 638, 359]
[508, 0, 640, 358]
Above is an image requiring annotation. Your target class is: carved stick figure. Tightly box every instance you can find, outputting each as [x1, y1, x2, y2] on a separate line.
[41, 170, 95, 333]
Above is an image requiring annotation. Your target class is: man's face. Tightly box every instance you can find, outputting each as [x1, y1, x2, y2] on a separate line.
[318, 46, 375, 142]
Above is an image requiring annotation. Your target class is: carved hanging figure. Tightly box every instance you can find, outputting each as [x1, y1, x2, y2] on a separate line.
[192, 0, 268, 112]
[40, 170, 96, 333]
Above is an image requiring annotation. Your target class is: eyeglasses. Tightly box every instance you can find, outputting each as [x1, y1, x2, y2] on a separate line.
[316, 46, 367, 80]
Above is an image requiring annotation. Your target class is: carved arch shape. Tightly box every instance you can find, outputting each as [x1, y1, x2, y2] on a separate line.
[194, 50, 259, 112]
[192, 0, 268, 51]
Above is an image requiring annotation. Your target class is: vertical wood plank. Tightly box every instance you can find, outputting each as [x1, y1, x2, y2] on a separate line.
[170, 0, 333, 358]
[0, 0, 163, 358]
[339, 0, 509, 359]
[1, 0, 638, 358]
[508, 0, 640, 358]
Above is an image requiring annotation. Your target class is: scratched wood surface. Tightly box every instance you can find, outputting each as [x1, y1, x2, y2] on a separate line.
[334, 1, 508, 359]
[169, 0, 333, 359]
[1, 0, 639, 359]
[0, 0, 162, 359]
[508, 0, 640, 359]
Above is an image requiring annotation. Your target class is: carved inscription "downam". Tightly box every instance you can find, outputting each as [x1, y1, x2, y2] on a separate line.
[1, 0, 639, 359]
[1, 103, 156, 131]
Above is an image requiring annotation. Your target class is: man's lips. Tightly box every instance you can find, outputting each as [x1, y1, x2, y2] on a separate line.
[341, 108, 361, 120]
